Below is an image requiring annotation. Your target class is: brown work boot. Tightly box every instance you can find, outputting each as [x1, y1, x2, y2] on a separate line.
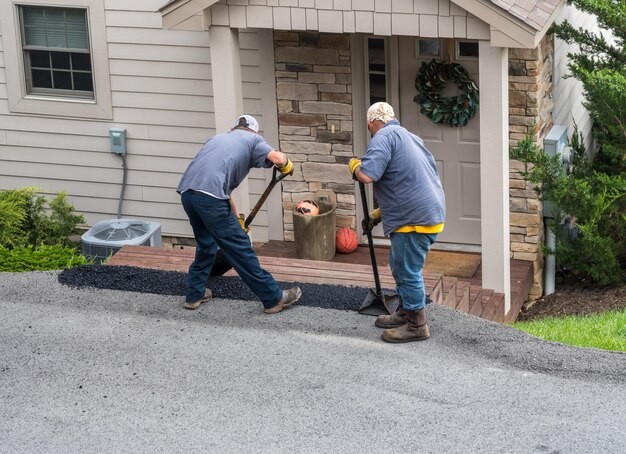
[374, 308, 407, 328]
[381, 309, 430, 343]
[184, 289, 212, 310]
[264, 287, 302, 314]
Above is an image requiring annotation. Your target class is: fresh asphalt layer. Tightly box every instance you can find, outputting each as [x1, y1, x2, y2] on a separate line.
[1, 270, 625, 453]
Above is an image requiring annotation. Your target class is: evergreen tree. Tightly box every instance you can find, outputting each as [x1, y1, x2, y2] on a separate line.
[551, 0, 626, 175]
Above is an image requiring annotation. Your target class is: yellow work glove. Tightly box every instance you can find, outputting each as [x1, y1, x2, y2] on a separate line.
[276, 158, 294, 175]
[349, 157, 362, 180]
[362, 208, 382, 233]
[238, 214, 250, 233]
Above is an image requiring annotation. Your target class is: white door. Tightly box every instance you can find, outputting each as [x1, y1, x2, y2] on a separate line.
[397, 37, 481, 245]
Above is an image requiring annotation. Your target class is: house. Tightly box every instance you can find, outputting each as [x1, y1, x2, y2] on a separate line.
[0, 0, 595, 319]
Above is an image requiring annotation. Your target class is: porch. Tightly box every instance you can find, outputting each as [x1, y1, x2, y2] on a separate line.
[107, 241, 532, 323]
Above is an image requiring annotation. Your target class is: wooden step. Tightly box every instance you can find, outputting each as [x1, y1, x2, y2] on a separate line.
[441, 276, 458, 309]
[468, 285, 484, 317]
[455, 281, 470, 313]
[429, 274, 444, 305]
[477, 288, 495, 318]
[486, 293, 505, 323]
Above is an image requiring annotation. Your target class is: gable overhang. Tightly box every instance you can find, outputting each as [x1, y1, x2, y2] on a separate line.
[158, 0, 219, 30]
[451, 0, 566, 48]
[159, 0, 566, 49]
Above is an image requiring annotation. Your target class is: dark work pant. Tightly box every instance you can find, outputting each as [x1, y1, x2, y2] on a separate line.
[181, 190, 282, 308]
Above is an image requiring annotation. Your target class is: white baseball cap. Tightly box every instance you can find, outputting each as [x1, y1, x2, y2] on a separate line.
[234, 114, 259, 133]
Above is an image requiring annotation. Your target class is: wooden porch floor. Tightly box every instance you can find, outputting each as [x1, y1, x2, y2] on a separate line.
[107, 241, 532, 323]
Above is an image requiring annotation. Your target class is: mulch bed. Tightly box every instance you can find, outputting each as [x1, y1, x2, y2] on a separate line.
[517, 274, 626, 322]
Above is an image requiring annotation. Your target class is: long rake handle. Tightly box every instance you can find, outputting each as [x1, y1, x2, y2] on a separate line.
[358, 181, 383, 296]
[244, 167, 288, 229]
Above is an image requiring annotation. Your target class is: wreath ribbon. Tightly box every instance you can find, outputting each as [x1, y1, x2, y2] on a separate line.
[414, 59, 479, 127]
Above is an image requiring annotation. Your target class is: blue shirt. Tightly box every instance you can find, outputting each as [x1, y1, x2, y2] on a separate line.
[359, 120, 446, 236]
[177, 130, 274, 199]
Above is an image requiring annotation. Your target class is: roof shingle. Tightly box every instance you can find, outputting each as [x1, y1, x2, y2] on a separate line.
[489, 0, 562, 30]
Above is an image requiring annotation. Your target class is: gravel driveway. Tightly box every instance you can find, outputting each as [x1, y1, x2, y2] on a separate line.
[1, 270, 625, 453]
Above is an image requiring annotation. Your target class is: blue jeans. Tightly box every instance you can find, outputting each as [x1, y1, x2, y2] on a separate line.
[181, 191, 283, 308]
[389, 232, 438, 311]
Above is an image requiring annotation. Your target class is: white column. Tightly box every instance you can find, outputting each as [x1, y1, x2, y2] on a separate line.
[478, 41, 511, 314]
[208, 25, 249, 214]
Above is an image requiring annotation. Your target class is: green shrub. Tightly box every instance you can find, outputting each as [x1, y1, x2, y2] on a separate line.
[540, 0, 626, 284]
[0, 187, 85, 248]
[511, 130, 626, 285]
[0, 196, 29, 248]
[0, 244, 91, 271]
[0, 187, 87, 271]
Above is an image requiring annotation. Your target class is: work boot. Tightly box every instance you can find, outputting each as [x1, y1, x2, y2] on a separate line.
[184, 289, 212, 310]
[374, 308, 407, 328]
[381, 309, 430, 343]
[264, 287, 302, 314]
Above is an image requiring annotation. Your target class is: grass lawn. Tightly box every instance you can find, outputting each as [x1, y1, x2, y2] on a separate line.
[513, 308, 626, 352]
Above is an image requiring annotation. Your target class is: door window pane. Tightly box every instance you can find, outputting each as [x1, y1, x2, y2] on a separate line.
[369, 74, 386, 105]
[458, 41, 479, 58]
[367, 38, 387, 105]
[417, 39, 440, 58]
[368, 39, 385, 72]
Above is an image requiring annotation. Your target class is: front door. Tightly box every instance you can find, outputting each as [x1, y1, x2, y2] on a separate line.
[397, 37, 481, 245]
[358, 36, 482, 246]
[388, 37, 480, 245]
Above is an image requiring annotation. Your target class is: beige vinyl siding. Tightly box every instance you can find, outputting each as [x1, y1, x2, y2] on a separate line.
[0, 26, 7, 117]
[0, 0, 277, 241]
[552, 4, 595, 153]
[1, 22, 9, 146]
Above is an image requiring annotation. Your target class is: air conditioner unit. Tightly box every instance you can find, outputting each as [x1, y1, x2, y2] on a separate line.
[81, 219, 162, 263]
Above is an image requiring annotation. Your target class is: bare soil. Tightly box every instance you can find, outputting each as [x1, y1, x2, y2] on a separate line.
[517, 273, 626, 322]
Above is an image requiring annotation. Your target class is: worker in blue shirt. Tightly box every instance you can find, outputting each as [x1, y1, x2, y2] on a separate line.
[349, 102, 445, 343]
[177, 115, 302, 314]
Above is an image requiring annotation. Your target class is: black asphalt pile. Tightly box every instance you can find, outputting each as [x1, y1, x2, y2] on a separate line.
[58, 265, 368, 311]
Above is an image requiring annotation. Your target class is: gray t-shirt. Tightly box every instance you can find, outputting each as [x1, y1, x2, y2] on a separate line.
[177, 130, 274, 199]
[359, 120, 446, 236]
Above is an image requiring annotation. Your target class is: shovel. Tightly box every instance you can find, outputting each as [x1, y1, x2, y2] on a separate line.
[357, 181, 401, 316]
[210, 167, 289, 276]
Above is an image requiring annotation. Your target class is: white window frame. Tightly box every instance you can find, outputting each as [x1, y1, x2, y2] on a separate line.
[0, 0, 112, 119]
[415, 38, 442, 59]
[455, 39, 480, 62]
[20, 6, 94, 98]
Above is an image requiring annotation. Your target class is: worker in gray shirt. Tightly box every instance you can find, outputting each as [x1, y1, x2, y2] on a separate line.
[177, 115, 302, 314]
[350, 102, 445, 343]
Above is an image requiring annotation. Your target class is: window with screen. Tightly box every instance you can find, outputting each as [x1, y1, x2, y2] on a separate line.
[20, 6, 94, 98]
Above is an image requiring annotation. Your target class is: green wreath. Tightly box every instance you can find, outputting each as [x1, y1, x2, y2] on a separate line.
[414, 60, 479, 127]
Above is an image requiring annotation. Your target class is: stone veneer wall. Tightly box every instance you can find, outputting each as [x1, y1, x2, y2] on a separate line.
[274, 31, 356, 241]
[508, 34, 555, 300]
